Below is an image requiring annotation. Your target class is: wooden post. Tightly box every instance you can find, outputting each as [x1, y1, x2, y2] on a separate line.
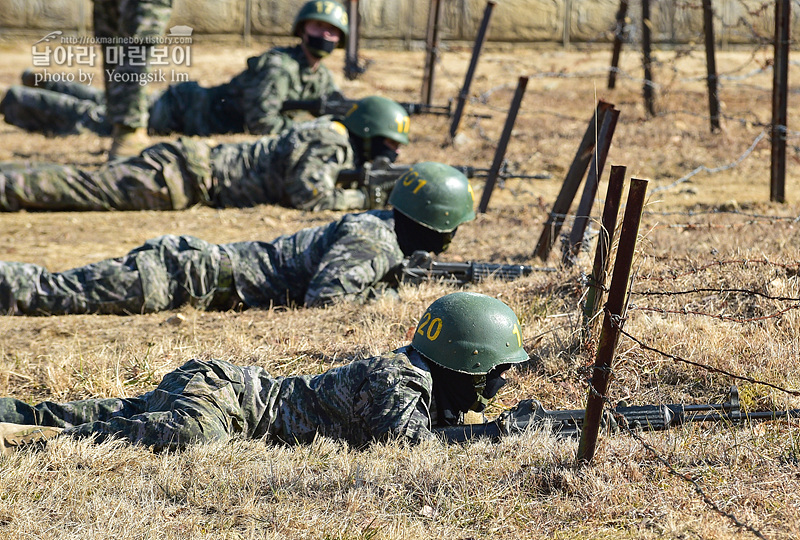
[608, 0, 628, 89]
[642, 0, 656, 116]
[563, 0, 572, 49]
[449, 0, 496, 140]
[582, 166, 626, 343]
[421, 0, 444, 105]
[533, 101, 614, 262]
[770, 0, 790, 203]
[243, 0, 252, 47]
[702, 0, 721, 132]
[577, 178, 649, 465]
[564, 107, 620, 265]
[478, 76, 528, 213]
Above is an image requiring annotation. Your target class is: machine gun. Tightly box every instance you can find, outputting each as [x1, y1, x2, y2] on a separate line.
[397, 250, 556, 286]
[281, 95, 492, 119]
[435, 386, 800, 443]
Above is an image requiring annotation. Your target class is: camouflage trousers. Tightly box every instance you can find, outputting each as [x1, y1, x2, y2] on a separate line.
[1, 81, 224, 137]
[0, 138, 213, 211]
[0, 235, 236, 315]
[0, 84, 112, 136]
[0, 358, 254, 450]
[94, 0, 173, 128]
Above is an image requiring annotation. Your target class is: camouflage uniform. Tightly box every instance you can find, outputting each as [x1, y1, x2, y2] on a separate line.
[0, 116, 368, 212]
[94, 0, 174, 129]
[0, 349, 438, 450]
[0, 210, 404, 315]
[0, 45, 338, 137]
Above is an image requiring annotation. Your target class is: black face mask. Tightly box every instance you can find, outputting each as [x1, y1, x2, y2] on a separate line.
[305, 34, 337, 58]
[427, 360, 510, 426]
[369, 137, 399, 163]
[393, 210, 450, 256]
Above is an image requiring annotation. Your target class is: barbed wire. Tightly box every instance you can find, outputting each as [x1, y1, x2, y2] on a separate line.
[629, 303, 800, 323]
[582, 383, 769, 540]
[635, 258, 800, 281]
[631, 286, 799, 302]
[608, 314, 800, 397]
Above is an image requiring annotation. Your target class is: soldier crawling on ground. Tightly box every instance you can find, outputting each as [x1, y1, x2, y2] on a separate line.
[0, 292, 530, 452]
[0, 96, 409, 212]
[0, 0, 347, 148]
[0, 162, 476, 316]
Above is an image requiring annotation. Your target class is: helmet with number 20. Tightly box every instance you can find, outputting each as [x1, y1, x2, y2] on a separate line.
[411, 292, 529, 375]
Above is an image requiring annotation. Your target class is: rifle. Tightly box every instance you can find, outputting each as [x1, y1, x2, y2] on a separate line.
[337, 161, 550, 190]
[435, 386, 800, 443]
[397, 250, 557, 286]
[282, 95, 492, 119]
[453, 164, 552, 181]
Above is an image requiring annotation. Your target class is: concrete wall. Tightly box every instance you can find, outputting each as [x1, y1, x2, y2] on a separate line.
[0, 0, 792, 47]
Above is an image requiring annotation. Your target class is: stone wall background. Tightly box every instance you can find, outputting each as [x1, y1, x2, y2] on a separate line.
[0, 0, 791, 47]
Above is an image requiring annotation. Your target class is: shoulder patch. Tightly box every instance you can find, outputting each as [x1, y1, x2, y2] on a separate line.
[330, 121, 348, 137]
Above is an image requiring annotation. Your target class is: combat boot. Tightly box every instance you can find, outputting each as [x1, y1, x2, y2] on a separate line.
[0, 422, 63, 455]
[108, 123, 150, 161]
[21, 68, 40, 87]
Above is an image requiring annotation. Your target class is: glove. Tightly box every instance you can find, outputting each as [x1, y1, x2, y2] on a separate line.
[496, 399, 548, 436]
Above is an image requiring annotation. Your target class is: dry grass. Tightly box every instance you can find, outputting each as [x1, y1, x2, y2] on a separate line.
[1, 38, 800, 539]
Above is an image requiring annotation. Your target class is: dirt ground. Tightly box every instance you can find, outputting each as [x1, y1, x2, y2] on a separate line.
[1, 37, 800, 539]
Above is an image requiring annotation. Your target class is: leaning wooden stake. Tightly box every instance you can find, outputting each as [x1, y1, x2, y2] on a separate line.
[478, 76, 528, 213]
[577, 177, 649, 465]
[563, 106, 620, 265]
[607, 0, 628, 90]
[449, 0, 495, 140]
[582, 165, 627, 344]
[421, 0, 444, 105]
[533, 101, 614, 261]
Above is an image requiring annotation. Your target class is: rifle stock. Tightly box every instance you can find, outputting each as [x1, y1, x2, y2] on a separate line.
[435, 386, 800, 443]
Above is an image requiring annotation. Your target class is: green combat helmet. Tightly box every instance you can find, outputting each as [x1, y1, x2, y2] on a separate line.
[292, 0, 350, 46]
[412, 292, 529, 375]
[341, 96, 411, 146]
[389, 162, 476, 232]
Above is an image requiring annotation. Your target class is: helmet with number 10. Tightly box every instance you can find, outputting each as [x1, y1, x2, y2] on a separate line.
[389, 162, 476, 233]
[292, 0, 350, 46]
[412, 292, 529, 375]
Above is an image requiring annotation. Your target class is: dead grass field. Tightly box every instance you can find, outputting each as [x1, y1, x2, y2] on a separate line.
[1, 37, 800, 539]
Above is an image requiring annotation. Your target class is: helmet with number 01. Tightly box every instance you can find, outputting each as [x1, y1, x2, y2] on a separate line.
[293, 0, 350, 45]
[341, 96, 410, 145]
[389, 162, 476, 232]
[411, 292, 529, 374]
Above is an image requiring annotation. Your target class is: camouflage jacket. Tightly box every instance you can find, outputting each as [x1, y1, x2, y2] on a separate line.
[224, 209, 404, 308]
[209, 116, 365, 210]
[210, 44, 339, 135]
[243, 347, 437, 446]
